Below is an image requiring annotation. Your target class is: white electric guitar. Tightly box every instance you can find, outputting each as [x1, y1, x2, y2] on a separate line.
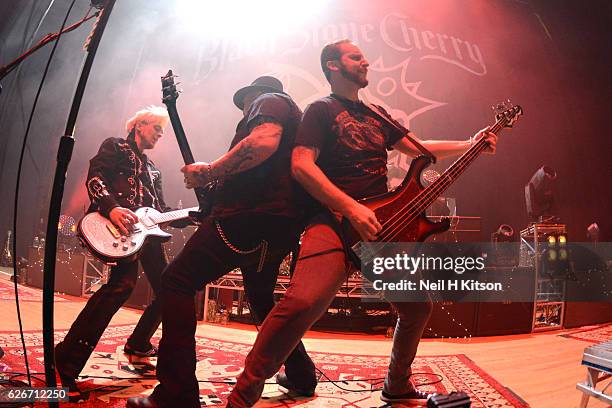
[78, 206, 198, 263]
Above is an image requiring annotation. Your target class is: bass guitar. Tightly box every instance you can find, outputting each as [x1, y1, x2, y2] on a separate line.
[349, 102, 523, 269]
[78, 206, 198, 263]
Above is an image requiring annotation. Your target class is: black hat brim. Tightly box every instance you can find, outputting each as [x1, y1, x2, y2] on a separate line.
[233, 85, 285, 110]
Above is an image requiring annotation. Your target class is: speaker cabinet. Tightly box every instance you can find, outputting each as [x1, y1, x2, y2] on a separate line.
[476, 302, 534, 336]
[123, 264, 153, 310]
[26, 247, 85, 296]
[564, 302, 612, 328]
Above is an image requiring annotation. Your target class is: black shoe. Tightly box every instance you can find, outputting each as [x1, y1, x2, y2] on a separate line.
[380, 389, 431, 405]
[276, 372, 316, 397]
[126, 396, 163, 408]
[58, 373, 89, 403]
[124, 344, 158, 357]
[55, 344, 89, 403]
[57, 368, 89, 403]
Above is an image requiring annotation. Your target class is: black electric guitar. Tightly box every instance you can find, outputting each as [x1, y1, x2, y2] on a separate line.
[349, 102, 523, 269]
[161, 70, 216, 217]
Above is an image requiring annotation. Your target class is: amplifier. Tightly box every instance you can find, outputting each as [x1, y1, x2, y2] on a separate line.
[123, 264, 153, 310]
[564, 302, 612, 328]
[476, 302, 534, 336]
[26, 247, 85, 296]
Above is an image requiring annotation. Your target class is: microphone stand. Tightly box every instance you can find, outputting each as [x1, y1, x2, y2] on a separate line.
[42, 1, 117, 403]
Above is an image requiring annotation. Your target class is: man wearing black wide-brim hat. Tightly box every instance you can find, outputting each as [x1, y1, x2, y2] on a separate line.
[127, 76, 316, 408]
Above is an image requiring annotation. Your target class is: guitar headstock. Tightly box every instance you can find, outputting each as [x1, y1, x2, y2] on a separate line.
[161, 70, 180, 104]
[492, 100, 523, 128]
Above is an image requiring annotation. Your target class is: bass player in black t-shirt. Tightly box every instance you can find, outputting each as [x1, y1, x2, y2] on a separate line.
[127, 77, 315, 408]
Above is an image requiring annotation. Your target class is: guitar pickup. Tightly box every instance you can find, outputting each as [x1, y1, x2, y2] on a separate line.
[106, 223, 121, 239]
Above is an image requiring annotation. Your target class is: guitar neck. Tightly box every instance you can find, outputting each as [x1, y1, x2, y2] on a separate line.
[163, 96, 210, 206]
[148, 207, 199, 225]
[165, 100, 195, 164]
[161, 69, 219, 216]
[417, 119, 507, 214]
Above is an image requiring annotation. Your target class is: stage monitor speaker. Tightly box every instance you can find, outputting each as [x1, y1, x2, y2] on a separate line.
[26, 247, 84, 296]
[564, 302, 612, 328]
[476, 302, 534, 336]
[424, 301, 477, 338]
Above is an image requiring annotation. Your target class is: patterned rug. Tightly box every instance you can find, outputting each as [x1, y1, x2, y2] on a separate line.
[0, 325, 528, 407]
[0, 278, 68, 302]
[560, 323, 612, 343]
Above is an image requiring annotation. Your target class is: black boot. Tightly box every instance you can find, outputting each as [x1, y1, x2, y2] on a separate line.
[276, 372, 316, 397]
[55, 340, 93, 402]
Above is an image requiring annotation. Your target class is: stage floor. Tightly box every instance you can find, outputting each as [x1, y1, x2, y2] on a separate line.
[0, 269, 609, 407]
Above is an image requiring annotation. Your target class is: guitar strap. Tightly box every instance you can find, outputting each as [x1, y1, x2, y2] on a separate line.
[365, 102, 437, 164]
[145, 164, 162, 211]
[296, 210, 353, 273]
[137, 154, 163, 212]
[128, 127, 165, 212]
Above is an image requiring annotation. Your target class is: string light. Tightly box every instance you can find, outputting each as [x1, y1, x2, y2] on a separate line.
[425, 304, 473, 341]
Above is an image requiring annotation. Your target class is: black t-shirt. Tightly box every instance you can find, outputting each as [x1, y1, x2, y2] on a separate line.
[295, 94, 407, 200]
[211, 92, 303, 218]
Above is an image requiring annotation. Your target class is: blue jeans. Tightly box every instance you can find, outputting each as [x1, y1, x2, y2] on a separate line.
[228, 214, 433, 407]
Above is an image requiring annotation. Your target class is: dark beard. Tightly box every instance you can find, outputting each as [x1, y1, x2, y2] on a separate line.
[340, 63, 368, 87]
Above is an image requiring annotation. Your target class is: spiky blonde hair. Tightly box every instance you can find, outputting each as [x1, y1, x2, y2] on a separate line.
[125, 105, 169, 133]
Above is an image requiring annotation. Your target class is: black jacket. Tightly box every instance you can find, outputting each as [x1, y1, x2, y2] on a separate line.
[86, 137, 170, 217]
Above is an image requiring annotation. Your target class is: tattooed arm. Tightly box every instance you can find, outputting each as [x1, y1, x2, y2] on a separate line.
[182, 121, 283, 188]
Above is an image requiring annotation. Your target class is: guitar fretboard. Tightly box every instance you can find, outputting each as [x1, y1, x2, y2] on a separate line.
[149, 207, 199, 225]
[418, 116, 508, 214]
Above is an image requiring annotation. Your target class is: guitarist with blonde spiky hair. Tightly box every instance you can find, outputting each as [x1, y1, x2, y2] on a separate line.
[55, 105, 185, 402]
